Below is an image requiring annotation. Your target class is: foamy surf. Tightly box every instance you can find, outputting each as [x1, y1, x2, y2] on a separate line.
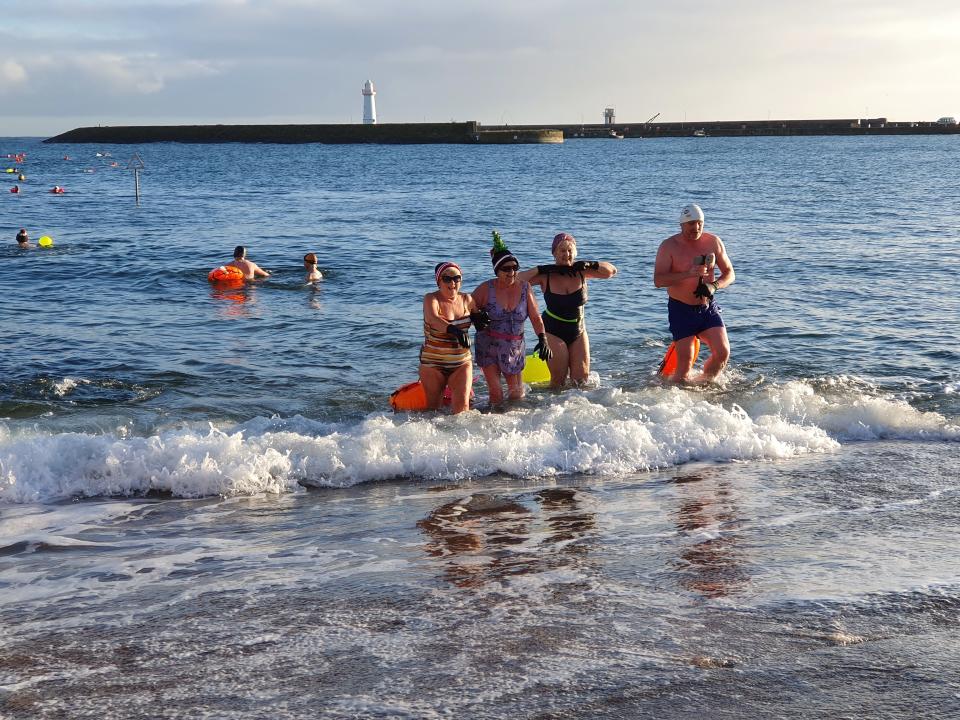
[1, 379, 956, 503]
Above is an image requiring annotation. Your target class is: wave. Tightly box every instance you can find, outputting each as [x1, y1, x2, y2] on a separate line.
[1, 379, 957, 504]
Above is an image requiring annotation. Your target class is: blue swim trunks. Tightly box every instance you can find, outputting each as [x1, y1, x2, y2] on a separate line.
[668, 298, 724, 341]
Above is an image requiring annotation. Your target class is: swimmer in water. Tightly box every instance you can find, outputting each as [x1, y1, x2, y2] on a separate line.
[419, 262, 485, 414]
[517, 232, 618, 388]
[16, 229, 29, 247]
[653, 203, 736, 384]
[303, 253, 323, 283]
[227, 245, 270, 280]
[471, 231, 549, 404]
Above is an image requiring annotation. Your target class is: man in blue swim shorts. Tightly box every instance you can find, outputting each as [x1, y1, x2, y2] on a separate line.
[653, 204, 736, 383]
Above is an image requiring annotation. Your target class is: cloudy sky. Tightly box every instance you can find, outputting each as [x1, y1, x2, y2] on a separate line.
[2, 0, 958, 136]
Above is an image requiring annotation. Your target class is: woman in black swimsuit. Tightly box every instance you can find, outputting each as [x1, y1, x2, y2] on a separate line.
[518, 233, 617, 388]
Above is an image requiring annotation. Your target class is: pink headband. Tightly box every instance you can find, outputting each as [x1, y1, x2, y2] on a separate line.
[434, 261, 461, 285]
[552, 232, 576, 253]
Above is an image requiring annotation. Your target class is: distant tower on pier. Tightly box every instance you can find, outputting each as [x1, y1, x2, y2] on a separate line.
[362, 80, 377, 125]
[603, 107, 616, 126]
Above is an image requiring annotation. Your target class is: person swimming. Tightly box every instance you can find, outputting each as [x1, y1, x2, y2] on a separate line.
[303, 253, 323, 283]
[227, 246, 270, 280]
[16, 229, 29, 247]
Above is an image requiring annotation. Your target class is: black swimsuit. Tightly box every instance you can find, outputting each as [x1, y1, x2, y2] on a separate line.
[543, 273, 587, 346]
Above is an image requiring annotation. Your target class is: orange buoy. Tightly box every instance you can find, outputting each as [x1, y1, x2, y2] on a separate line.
[658, 337, 701, 377]
[390, 380, 429, 412]
[207, 265, 245, 283]
[389, 381, 473, 412]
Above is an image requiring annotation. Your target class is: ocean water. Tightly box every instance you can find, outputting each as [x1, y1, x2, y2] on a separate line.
[1, 135, 958, 719]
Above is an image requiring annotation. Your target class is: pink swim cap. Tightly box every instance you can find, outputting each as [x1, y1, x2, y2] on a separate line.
[552, 232, 576, 253]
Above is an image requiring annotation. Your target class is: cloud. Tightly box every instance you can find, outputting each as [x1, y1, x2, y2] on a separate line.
[4, 0, 960, 134]
[0, 61, 28, 91]
[68, 54, 224, 95]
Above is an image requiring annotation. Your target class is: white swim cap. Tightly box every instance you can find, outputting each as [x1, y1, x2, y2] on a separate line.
[679, 203, 704, 223]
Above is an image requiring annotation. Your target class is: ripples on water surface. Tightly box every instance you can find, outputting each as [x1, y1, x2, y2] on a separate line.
[1, 135, 958, 718]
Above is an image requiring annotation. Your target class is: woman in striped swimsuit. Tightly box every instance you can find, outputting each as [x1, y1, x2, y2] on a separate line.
[419, 261, 486, 413]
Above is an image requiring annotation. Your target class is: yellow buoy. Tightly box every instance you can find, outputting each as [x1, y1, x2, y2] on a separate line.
[521, 354, 551, 383]
[38, 236, 53, 247]
[5, 168, 14, 173]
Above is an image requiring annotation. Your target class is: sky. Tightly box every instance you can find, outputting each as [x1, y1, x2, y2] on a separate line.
[2, 0, 959, 136]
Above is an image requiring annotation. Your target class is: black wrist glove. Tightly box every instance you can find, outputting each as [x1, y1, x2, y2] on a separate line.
[533, 333, 553, 361]
[571, 260, 600, 273]
[536, 264, 562, 276]
[470, 309, 491, 331]
[447, 324, 470, 349]
[693, 278, 718, 300]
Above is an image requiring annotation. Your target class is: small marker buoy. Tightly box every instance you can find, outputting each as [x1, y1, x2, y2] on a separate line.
[38, 236, 53, 247]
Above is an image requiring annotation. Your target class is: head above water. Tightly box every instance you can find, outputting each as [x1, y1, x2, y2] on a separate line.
[16, 228, 28, 245]
[303, 253, 317, 265]
[233, 245, 246, 259]
[679, 204, 704, 225]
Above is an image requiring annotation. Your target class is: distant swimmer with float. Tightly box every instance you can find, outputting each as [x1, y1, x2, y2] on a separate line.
[517, 232, 617, 388]
[415, 261, 487, 414]
[16, 229, 29, 248]
[654, 203, 736, 383]
[228, 245, 271, 280]
[472, 231, 551, 404]
[208, 245, 270, 283]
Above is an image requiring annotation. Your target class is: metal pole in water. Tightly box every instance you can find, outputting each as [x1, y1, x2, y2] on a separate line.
[127, 153, 145, 206]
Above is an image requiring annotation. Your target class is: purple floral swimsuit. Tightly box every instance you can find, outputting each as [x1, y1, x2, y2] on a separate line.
[475, 280, 529, 375]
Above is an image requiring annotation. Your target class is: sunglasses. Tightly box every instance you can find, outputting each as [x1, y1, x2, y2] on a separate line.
[498, 265, 519, 273]
[441, 275, 462, 284]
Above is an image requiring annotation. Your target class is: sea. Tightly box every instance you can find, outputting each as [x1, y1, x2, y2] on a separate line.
[1, 134, 958, 719]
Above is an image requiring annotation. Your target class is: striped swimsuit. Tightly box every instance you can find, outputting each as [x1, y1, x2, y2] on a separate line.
[420, 300, 472, 375]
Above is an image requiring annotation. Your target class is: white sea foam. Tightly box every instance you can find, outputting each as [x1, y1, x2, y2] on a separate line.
[52, 377, 82, 397]
[1, 380, 956, 504]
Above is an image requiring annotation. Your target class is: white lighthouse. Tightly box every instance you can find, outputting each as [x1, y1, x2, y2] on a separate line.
[362, 80, 377, 125]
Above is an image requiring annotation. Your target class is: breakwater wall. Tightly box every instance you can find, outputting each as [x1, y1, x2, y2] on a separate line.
[44, 118, 958, 145]
[43, 122, 561, 145]
[553, 117, 960, 139]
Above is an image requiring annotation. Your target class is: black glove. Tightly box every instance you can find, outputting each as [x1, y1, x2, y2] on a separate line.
[533, 333, 553, 361]
[570, 260, 600, 273]
[470, 309, 491, 331]
[693, 278, 718, 300]
[447, 324, 470, 349]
